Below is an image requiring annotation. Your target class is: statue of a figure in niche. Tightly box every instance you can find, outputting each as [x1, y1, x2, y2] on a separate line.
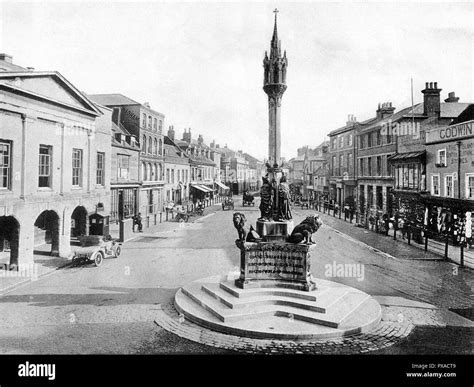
[277, 174, 292, 221]
[258, 176, 273, 221]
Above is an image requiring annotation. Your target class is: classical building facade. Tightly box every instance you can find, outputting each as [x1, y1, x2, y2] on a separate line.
[89, 94, 165, 221]
[0, 55, 111, 266]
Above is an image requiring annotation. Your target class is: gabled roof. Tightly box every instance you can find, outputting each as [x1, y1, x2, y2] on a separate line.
[440, 103, 472, 118]
[88, 93, 141, 106]
[112, 121, 131, 136]
[450, 104, 474, 125]
[0, 71, 102, 116]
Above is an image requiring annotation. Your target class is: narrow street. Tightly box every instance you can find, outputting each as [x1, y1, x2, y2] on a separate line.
[0, 200, 472, 354]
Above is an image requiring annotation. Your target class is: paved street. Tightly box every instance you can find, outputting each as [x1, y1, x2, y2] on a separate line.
[0, 200, 472, 354]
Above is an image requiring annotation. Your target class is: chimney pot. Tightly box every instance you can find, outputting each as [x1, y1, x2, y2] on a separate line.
[0, 53, 13, 63]
[434, 82, 438, 89]
[425, 82, 429, 89]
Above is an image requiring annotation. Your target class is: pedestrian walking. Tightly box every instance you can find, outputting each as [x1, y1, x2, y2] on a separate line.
[133, 213, 143, 232]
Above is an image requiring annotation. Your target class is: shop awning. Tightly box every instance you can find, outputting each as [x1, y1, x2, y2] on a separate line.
[388, 150, 426, 163]
[215, 181, 230, 190]
[200, 185, 214, 192]
[190, 184, 209, 193]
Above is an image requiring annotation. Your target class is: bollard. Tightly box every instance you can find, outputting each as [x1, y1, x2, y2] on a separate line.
[160, 212, 162, 223]
[166, 210, 169, 222]
[407, 226, 411, 245]
[424, 232, 428, 251]
[460, 244, 464, 267]
[444, 235, 449, 260]
[393, 226, 397, 240]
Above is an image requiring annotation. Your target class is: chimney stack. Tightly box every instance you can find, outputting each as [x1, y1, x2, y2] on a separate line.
[376, 102, 395, 119]
[444, 91, 459, 103]
[0, 54, 13, 63]
[167, 125, 175, 141]
[182, 128, 191, 143]
[422, 81, 442, 116]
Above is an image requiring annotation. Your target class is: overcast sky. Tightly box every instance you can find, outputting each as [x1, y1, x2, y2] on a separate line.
[1, 0, 472, 160]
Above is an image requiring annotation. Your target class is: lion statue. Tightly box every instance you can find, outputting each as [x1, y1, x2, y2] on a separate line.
[287, 215, 323, 244]
[233, 212, 248, 242]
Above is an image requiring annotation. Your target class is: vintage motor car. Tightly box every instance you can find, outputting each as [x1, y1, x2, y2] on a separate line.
[71, 235, 121, 267]
[222, 196, 234, 210]
[242, 191, 255, 206]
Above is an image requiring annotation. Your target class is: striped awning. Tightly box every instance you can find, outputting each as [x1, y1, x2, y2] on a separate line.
[191, 184, 213, 193]
[215, 181, 230, 190]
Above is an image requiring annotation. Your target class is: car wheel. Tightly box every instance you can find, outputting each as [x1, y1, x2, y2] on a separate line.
[115, 246, 121, 258]
[94, 251, 104, 267]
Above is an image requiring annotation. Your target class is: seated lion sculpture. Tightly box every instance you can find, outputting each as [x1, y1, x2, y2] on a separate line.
[233, 212, 248, 242]
[287, 215, 323, 244]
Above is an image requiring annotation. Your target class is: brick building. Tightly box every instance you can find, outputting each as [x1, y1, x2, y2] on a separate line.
[109, 119, 141, 222]
[89, 94, 165, 221]
[163, 127, 191, 204]
[328, 115, 362, 210]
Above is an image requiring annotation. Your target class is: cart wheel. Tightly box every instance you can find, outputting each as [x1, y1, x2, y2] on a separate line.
[94, 251, 104, 267]
[115, 246, 121, 258]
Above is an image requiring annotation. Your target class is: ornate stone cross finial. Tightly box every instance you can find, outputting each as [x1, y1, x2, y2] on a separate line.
[273, 8, 279, 14]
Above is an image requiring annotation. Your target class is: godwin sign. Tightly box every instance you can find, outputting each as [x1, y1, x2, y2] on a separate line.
[426, 121, 474, 144]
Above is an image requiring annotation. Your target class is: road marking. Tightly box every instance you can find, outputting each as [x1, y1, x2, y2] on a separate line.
[324, 225, 399, 261]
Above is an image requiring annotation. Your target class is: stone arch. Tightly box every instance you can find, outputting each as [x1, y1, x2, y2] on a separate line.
[71, 206, 88, 238]
[34, 210, 60, 256]
[0, 215, 20, 266]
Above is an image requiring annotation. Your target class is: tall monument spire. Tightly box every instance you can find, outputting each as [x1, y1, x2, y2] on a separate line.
[270, 8, 280, 57]
[263, 8, 287, 167]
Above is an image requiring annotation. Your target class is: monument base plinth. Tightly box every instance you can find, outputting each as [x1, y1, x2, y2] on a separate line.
[235, 239, 317, 292]
[256, 219, 294, 242]
[235, 278, 316, 291]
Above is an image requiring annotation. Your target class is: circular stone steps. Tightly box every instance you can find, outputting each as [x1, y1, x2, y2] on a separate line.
[174, 276, 382, 340]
